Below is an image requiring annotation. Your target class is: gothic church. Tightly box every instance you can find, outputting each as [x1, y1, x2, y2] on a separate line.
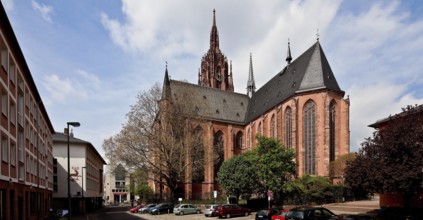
[157, 10, 350, 199]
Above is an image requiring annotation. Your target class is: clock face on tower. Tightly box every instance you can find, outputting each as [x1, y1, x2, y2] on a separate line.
[216, 71, 222, 81]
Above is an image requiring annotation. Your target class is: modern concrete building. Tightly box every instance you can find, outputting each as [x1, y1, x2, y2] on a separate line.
[0, 2, 55, 220]
[52, 132, 106, 214]
[103, 164, 131, 205]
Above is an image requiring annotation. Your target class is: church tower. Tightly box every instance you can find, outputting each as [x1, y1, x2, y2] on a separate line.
[198, 9, 234, 92]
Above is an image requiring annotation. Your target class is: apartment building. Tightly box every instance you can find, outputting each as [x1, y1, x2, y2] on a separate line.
[52, 132, 106, 214]
[0, 3, 55, 220]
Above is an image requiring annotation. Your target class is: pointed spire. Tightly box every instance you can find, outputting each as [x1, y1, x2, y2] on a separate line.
[286, 39, 292, 64]
[247, 53, 256, 98]
[210, 9, 219, 49]
[213, 9, 216, 27]
[162, 61, 171, 100]
[316, 28, 320, 41]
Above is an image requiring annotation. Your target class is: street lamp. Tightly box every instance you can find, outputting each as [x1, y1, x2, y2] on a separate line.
[82, 166, 86, 214]
[67, 122, 80, 220]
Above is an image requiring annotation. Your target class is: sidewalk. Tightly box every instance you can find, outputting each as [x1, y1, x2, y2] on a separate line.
[321, 195, 380, 215]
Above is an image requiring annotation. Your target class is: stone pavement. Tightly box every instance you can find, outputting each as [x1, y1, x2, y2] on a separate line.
[321, 195, 380, 215]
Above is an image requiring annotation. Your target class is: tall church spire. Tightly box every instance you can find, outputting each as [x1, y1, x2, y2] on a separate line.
[286, 39, 292, 64]
[162, 62, 171, 100]
[210, 9, 219, 49]
[199, 9, 233, 92]
[247, 53, 256, 98]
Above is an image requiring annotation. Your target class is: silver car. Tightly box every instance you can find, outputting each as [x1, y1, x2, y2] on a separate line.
[204, 204, 219, 217]
[173, 204, 201, 215]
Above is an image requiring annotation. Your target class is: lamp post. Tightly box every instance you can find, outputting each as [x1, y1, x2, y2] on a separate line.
[67, 122, 80, 220]
[82, 166, 86, 214]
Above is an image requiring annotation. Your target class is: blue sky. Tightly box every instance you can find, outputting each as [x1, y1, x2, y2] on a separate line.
[2, 0, 423, 159]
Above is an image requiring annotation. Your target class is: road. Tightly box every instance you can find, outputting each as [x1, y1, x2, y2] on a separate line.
[85, 197, 380, 220]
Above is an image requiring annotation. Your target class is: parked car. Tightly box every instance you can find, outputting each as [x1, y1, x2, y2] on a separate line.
[286, 207, 337, 220]
[256, 208, 280, 220]
[272, 209, 289, 220]
[129, 205, 143, 213]
[214, 204, 250, 218]
[173, 203, 201, 215]
[204, 204, 220, 217]
[150, 203, 174, 215]
[138, 204, 156, 213]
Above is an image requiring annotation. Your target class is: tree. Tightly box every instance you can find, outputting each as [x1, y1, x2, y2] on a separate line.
[329, 153, 356, 183]
[345, 105, 423, 204]
[283, 175, 334, 205]
[217, 152, 260, 203]
[102, 83, 206, 202]
[250, 135, 297, 205]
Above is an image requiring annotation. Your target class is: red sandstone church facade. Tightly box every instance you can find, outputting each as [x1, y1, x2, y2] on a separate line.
[153, 10, 350, 200]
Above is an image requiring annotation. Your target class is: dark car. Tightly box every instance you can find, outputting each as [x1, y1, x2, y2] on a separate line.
[149, 203, 174, 215]
[214, 204, 250, 218]
[256, 208, 280, 220]
[286, 207, 337, 220]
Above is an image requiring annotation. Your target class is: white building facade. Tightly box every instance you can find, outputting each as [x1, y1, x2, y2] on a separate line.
[52, 132, 106, 214]
[103, 164, 131, 205]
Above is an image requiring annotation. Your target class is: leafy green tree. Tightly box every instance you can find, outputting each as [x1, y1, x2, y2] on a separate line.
[345, 105, 423, 206]
[250, 135, 296, 204]
[217, 152, 260, 203]
[283, 175, 335, 205]
[135, 182, 153, 203]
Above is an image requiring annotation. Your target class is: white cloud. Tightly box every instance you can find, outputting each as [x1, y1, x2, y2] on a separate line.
[31, 0, 53, 23]
[41, 73, 91, 103]
[76, 69, 101, 90]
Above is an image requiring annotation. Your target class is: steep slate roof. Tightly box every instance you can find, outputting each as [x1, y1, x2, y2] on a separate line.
[169, 80, 249, 124]
[245, 41, 344, 122]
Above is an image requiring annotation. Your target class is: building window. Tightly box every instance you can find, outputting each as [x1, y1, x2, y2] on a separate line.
[10, 142, 15, 166]
[18, 130, 24, 162]
[247, 128, 251, 148]
[258, 122, 262, 135]
[213, 131, 224, 182]
[1, 48, 7, 70]
[270, 114, 276, 138]
[10, 101, 15, 125]
[1, 90, 7, 116]
[9, 62, 15, 84]
[235, 131, 243, 149]
[329, 101, 336, 162]
[1, 137, 7, 162]
[192, 127, 204, 183]
[18, 92, 24, 125]
[285, 107, 292, 148]
[303, 100, 316, 175]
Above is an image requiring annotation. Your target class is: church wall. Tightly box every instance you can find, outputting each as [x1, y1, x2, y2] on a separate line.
[243, 90, 349, 178]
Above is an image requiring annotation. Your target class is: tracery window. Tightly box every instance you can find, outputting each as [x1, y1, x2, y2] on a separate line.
[235, 131, 243, 149]
[213, 131, 225, 181]
[247, 128, 251, 148]
[329, 101, 336, 162]
[258, 122, 262, 135]
[270, 114, 276, 138]
[303, 101, 316, 175]
[285, 107, 292, 148]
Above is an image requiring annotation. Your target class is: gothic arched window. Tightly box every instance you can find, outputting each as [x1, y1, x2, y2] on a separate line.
[191, 127, 204, 183]
[270, 114, 276, 138]
[285, 107, 292, 148]
[258, 122, 262, 135]
[303, 100, 316, 175]
[235, 131, 243, 149]
[213, 131, 225, 182]
[329, 101, 336, 162]
[247, 128, 251, 148]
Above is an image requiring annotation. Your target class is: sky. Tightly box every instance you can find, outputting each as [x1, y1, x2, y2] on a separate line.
[2, 0, 423, 160]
